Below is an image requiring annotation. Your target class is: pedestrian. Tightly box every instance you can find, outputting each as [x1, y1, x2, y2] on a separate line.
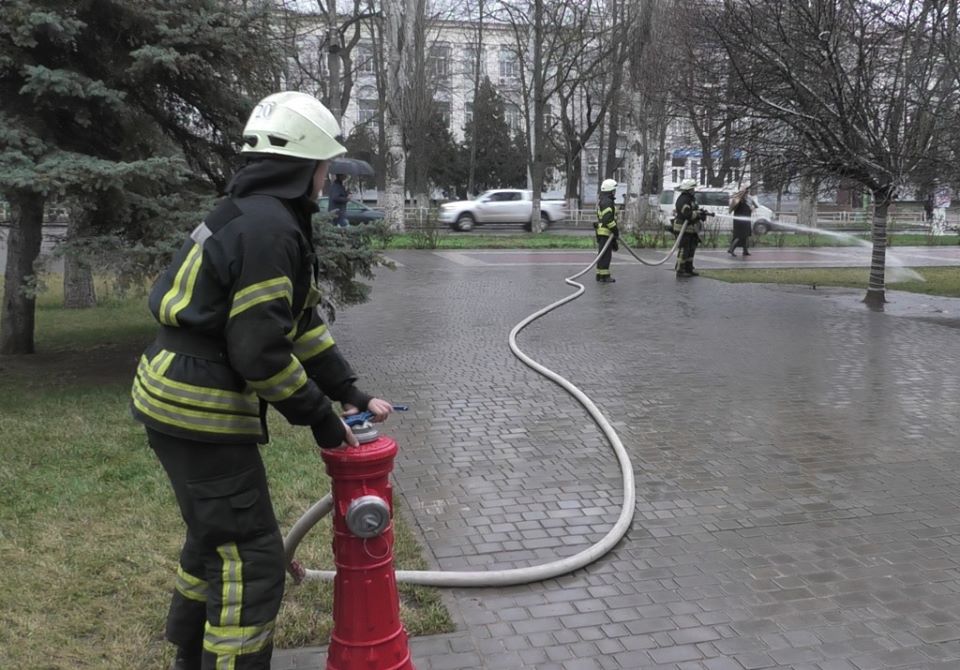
[594, 178, 620, 283]
[328, 173, 350, 227]
[672, 178, 708, 277]
[130, 91, 393, 670]
[727, 187, 753, 257]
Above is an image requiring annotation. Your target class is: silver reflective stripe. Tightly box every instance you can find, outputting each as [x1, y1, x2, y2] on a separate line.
[176, 565, 208, 603]
[159, 244, 203, 325]
[218, 543, 242, 627]
[132, 378, 261, 435]
[203, 621, 275, 657]
[229, 277, 292, 319]
[293, 325, 335, 361]
[190, 222, 213, 246]
[247, 358, 307, 402]
[136, 359, 257, 414]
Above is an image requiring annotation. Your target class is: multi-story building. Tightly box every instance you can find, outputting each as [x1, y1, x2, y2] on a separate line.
[288, 13, 748, 205]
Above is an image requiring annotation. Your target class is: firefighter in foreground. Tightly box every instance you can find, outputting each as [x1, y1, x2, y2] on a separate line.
[672, 178, 710, 277]
[595, 178, 620, 283]
[131, 91, 393, 670]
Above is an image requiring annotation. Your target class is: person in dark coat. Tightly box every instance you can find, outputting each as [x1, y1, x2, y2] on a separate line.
[328, 173, 350, 227]
[727, 188, 753, 257]
[672, 178, 708, 277]
[594, 178, 620, 283]
[132, 91, 394, 670]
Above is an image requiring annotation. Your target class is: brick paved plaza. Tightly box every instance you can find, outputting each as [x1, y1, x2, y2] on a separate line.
[276, 249, 960, 670]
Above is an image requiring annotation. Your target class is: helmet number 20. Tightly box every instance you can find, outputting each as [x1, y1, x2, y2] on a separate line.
[252, 102, 276, 119]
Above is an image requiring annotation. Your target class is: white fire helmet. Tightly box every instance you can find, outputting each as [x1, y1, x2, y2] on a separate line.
[600, 178, 618, 193]
[677, 178, 697, 191]
[241, 91, 347, 161]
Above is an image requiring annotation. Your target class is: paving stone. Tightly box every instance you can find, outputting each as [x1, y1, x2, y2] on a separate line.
[274, 251, 960, 670]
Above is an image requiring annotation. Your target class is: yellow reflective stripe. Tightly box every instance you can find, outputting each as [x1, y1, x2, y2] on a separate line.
[132, 378, 261, 436]
[229, 277, 292, 319]
[596, 206, 613, 219]
[305, 282, 322, 308]
[293, 324, 335, 362]
[246, 357, 307, 402]
[218, 543, 243, 627]
[159, 244, 203, 326]
[176, 565, 209, 603]
[137, 357, 257, 414]
[203, 621, 275, 656]
[597, 229, 611, 237]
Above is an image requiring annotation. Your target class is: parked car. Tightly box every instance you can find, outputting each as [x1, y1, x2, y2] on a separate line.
[316, 197, 385, 225]
[657, 188, 777, 234]
[438, 189, 568, 231]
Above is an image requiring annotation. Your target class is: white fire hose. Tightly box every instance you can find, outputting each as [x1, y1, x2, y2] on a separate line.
[284, 226, 684, 587]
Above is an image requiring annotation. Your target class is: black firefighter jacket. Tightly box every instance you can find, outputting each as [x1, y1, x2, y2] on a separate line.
[131, 157, 368, 444]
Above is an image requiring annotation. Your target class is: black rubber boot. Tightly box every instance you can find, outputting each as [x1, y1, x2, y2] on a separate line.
[169, 649, 202, 670]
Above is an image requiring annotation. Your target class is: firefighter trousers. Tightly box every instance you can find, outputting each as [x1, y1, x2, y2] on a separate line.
[596, 234, 614, 279]
[147, 428, 285, 670]
[676, 232, 699, 274]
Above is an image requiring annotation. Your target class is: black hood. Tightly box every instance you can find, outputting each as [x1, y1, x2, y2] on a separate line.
[226, 155, 318, 201]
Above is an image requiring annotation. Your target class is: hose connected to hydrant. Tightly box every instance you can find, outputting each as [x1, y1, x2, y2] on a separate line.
[285, 226, 685, 587]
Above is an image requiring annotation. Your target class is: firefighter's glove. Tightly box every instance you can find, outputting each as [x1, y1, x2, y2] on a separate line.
[343, 397, 393, 423]
[311, 412, 352, 449]
[611, 238, 620, 252]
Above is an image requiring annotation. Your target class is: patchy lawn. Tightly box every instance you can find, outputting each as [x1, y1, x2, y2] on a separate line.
[0, 281, 451, 670]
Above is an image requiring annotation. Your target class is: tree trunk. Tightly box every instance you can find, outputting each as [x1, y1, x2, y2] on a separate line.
[381, 0, 411, 231]
[863, 187, 890, 310]
[622, 88, 645, 231]
[798, 176, 817, 229]
[326, 6, 342, 125]
[63, 204, 96, 309]
[1, 191, 45, 354]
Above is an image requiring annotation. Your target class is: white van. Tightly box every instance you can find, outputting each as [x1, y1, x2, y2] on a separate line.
[658, 188, 777, 234]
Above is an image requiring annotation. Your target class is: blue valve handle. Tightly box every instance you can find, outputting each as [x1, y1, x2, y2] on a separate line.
[343, 404, 408, 427]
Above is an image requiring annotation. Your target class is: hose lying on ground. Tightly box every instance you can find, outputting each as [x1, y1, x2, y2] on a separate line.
[284, 229, 682, 587]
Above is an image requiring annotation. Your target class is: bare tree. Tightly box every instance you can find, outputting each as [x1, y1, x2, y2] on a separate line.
[622, 0, 674, 230]
[715, 0, 956, 309]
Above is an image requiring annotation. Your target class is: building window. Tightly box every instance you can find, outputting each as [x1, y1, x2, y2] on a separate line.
[356, 46, 376, 75]
[358, 99, 379, 128]
[614, 167, 626, 184]
[462, 44, 486, 77]
[435, 101, 451, 126]
[499, 46, 518, 83]
[587, 156, 598, 176]
[465, 101, 474, 127]
[428, 44, 450, 78]
[671, 168, 678, 183]
[505, 103, 522, 132]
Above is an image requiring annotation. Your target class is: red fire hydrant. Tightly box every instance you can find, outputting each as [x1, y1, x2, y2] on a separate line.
[321, 432, 415, 670]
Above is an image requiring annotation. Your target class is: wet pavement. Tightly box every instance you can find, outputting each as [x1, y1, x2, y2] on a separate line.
[275, 249, 960, 669]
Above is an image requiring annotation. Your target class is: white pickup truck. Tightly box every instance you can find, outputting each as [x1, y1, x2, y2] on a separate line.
[438, 189, 568, 231]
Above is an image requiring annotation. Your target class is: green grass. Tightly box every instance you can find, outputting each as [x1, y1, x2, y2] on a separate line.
[382, 231, 960, 250]
[385, 233, 598, 249]
[702, 266, 960, 298]
[0, 276, 452, 669]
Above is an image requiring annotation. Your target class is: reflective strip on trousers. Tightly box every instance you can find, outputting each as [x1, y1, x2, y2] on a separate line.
[204, 621, 275, 660]
[176, 565, 209, 603]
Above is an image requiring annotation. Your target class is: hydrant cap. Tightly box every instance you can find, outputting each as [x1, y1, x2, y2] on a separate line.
[345, 495, 391, 538]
